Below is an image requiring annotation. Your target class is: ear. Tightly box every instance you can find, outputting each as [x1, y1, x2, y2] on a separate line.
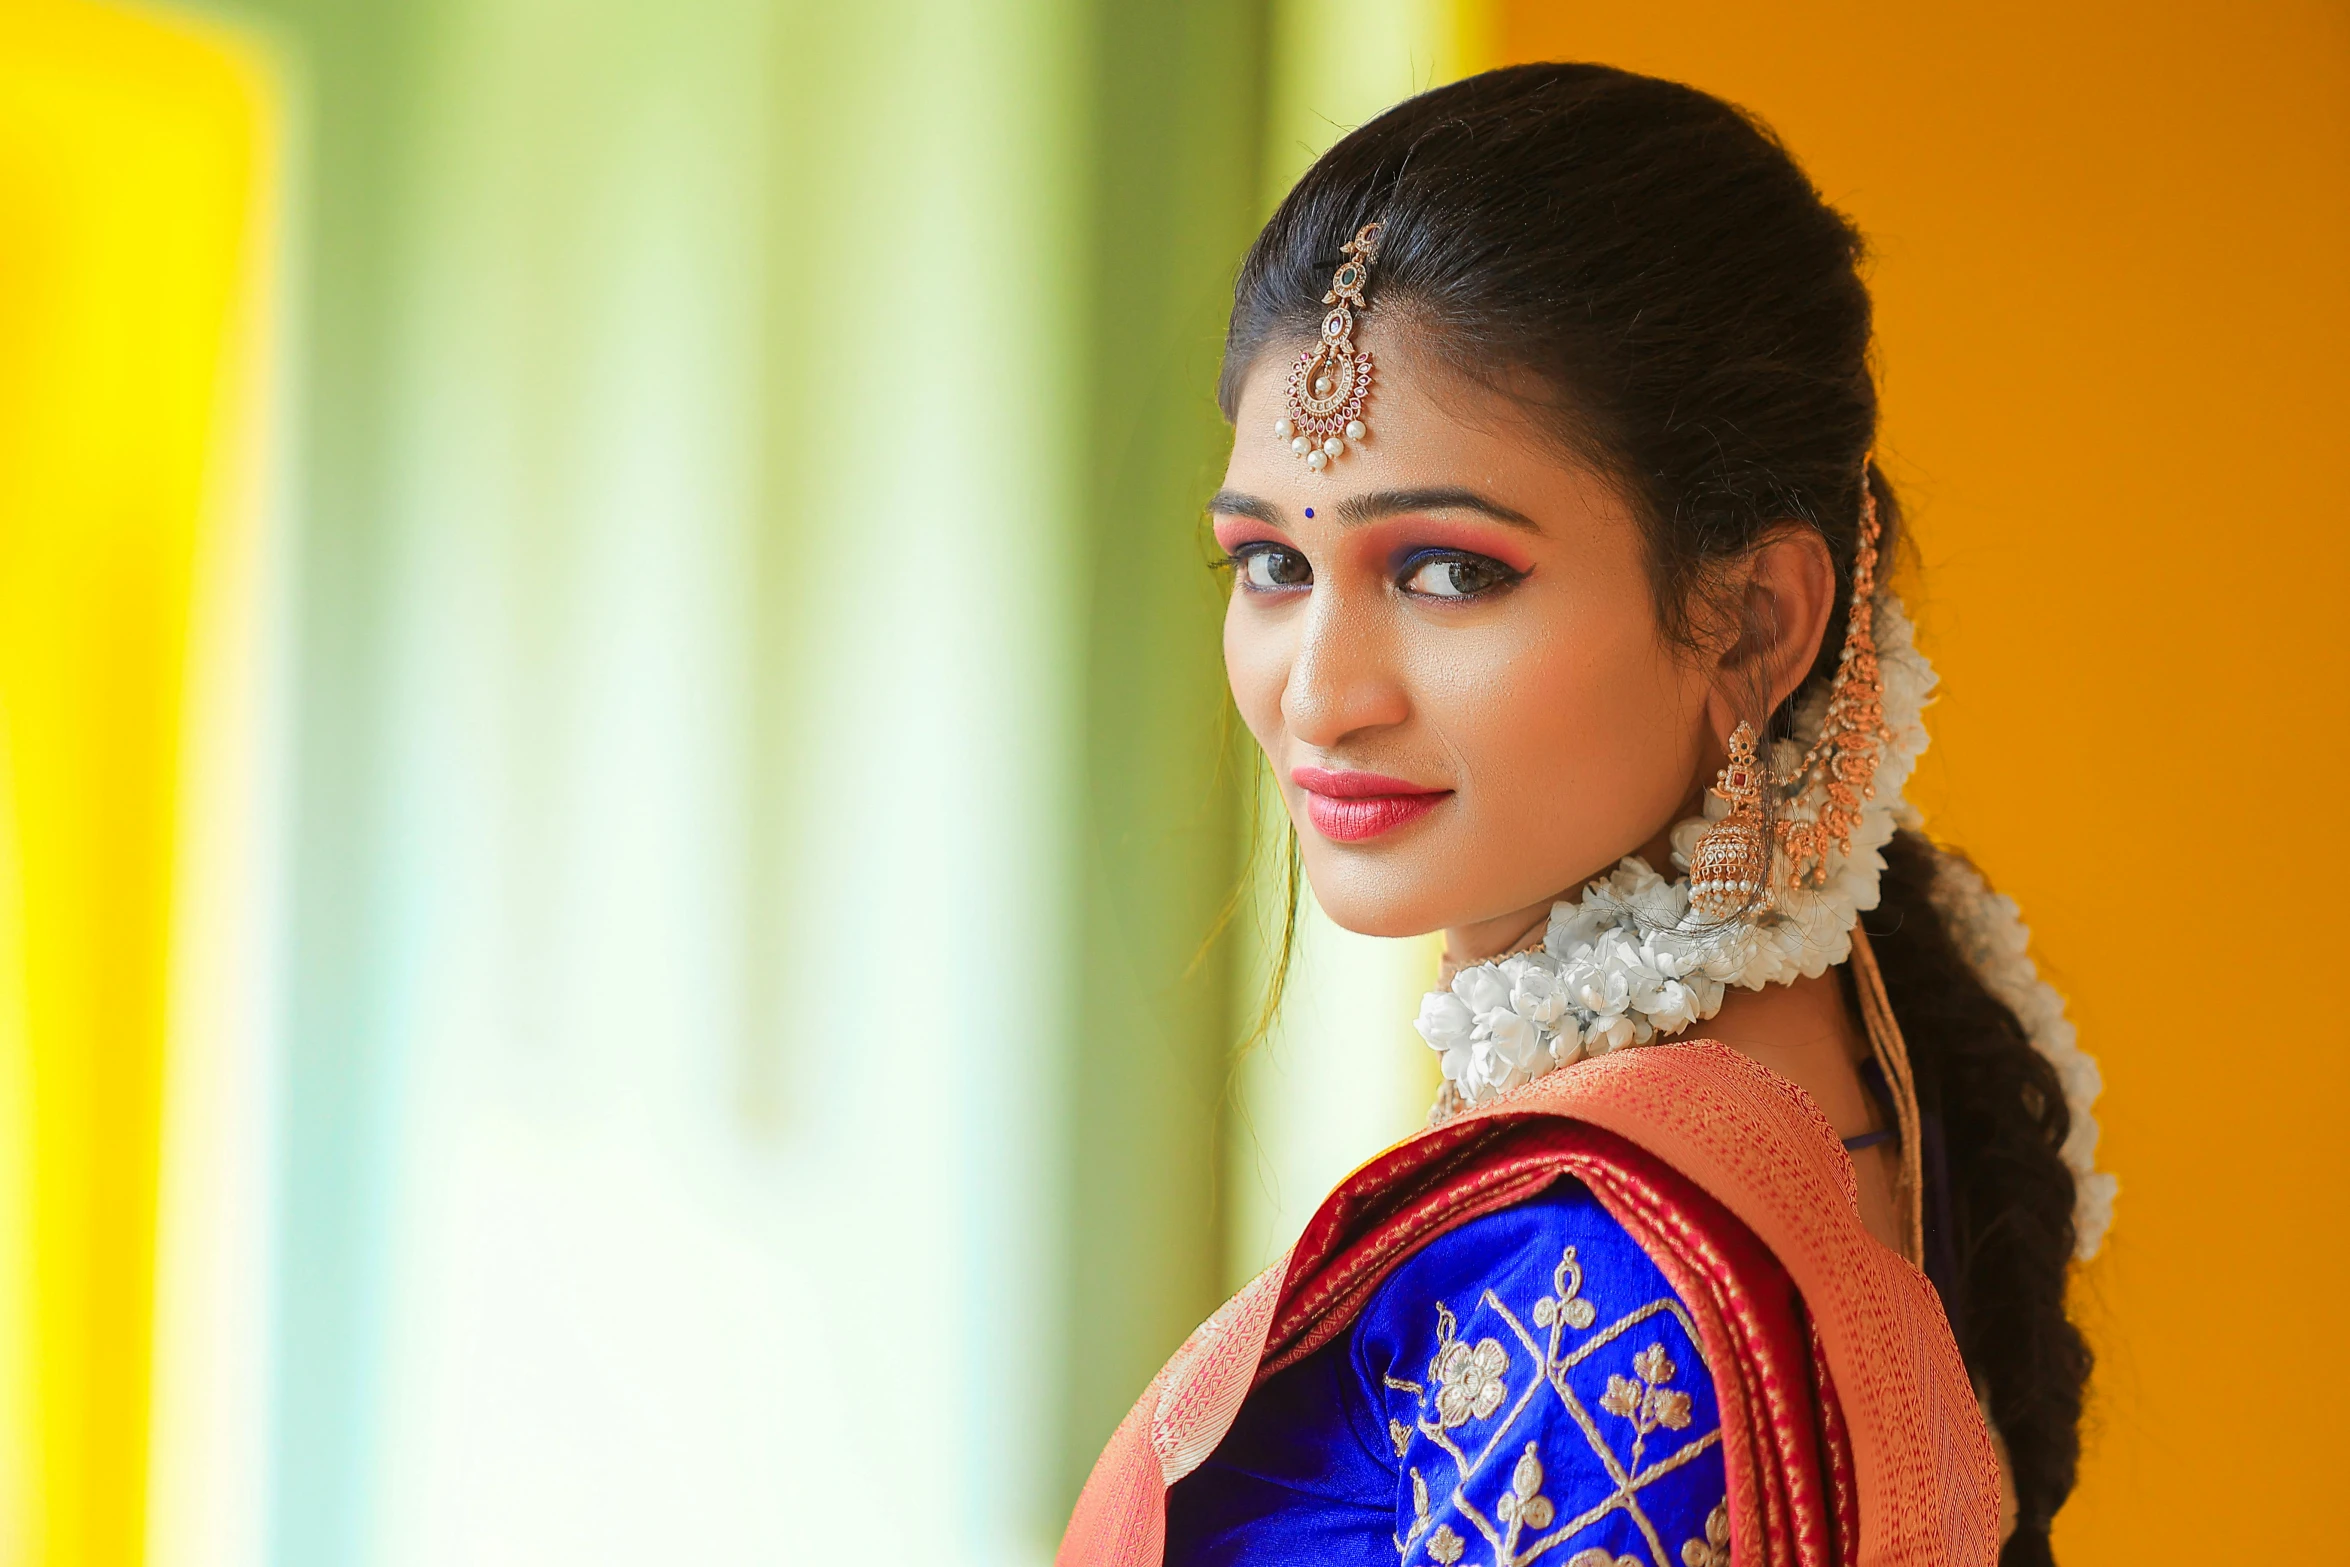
[1700, 527, 1839, 742]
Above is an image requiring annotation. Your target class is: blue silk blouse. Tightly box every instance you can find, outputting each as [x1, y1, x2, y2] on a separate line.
[1165, 1179, 1729, 1567]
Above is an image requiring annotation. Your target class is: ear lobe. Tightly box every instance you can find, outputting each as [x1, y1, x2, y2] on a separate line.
[1699, 681, 1744, 751]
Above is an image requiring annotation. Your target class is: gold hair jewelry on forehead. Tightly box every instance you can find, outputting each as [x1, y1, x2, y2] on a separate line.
[1273, 221, 1381, 472]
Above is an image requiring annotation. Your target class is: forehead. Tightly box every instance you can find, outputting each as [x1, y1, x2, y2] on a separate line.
[1222, 325, 1596, 519]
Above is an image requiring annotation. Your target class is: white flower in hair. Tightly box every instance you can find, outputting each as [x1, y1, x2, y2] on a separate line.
[1925, 853, 2117, 1260]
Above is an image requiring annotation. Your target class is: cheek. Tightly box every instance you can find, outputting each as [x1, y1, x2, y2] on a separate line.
[1222, 597, 1291, 746]
[1419, 594, 1703, 842]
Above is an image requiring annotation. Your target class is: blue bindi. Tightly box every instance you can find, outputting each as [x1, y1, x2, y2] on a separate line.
[1304, 507, 1315, 518]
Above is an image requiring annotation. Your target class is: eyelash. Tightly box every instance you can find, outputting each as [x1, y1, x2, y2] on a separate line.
[1218, 543, 1527, 601]
[1221, 543, 1311, 593]
[1394, 547, 1526, 601]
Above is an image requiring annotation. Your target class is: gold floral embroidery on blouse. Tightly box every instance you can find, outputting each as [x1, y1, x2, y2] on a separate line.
[1532, 1247, 1599, 1333]
[1497, 1445, 1557, 1531]
[1599, 1342, 1695, 1478]
[1430, 1303, 1513, 1429]
[1388, 1243, 1728, 1567]
[1679, 1503, 1730, 1567]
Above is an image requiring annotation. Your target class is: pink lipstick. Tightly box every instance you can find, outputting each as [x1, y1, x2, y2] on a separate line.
[1290, 766, 1452, 843]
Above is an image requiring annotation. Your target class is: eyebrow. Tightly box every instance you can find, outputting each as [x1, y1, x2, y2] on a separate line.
[1206, 485, 1540, 532]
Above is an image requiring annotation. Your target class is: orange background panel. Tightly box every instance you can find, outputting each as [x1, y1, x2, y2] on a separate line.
[1495, 3, 2348, 1557]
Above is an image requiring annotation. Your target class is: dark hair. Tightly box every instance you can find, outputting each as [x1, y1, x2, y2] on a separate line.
[1222, 63, 2088, 1561]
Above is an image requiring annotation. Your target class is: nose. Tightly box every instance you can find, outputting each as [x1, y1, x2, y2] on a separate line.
[1281, 584, 1411, 748]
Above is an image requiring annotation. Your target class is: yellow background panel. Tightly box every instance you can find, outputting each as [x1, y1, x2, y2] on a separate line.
[1494, 4, 2348, 1556]
[0, 3, 273, 1562]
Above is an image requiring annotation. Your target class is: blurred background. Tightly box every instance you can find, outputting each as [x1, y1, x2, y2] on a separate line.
[0, 0, 2342, 1562]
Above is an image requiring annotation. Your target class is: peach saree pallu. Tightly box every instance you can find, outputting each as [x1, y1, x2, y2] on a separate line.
[1059, 1042, 1999, 1567]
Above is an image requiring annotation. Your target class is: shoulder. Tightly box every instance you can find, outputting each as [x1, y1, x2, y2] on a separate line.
[1353, 1178, 1731, 1567]
[1356, 1179, 1672, 1354]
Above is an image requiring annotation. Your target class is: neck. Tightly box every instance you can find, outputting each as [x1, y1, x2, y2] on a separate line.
[1443, 893, 1876, 1121]
[1440, 881, 1903, 1253]
[1442, 817, 1691, 976]
[1439, 899, 1552, 978]
[1694, 968, 1871, 1116]
[1694, 968, 1902, 1251]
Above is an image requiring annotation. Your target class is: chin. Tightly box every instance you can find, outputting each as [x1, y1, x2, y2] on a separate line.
[1296, 849, 1470, 940]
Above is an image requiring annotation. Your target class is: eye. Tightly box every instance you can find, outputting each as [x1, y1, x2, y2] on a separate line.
[1231, 543, 1312, 593]
[1399, 550, 1522, 600]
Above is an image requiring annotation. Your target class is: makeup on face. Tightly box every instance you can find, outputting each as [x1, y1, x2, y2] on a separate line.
[1211, 510, 1538, 603]
[1215, 333, 1712, 941]
[1289, 765, 1452, 843]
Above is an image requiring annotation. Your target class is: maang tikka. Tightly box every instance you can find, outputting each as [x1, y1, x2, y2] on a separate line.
[1689, 463, 1894, 920]
[1273, 221, 1381, 471]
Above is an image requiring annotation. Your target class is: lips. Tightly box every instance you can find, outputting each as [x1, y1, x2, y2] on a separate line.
[1290, 766, 1452, 843]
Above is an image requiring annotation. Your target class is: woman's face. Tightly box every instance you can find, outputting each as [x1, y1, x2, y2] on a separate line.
[1215, 329, 1716, 941]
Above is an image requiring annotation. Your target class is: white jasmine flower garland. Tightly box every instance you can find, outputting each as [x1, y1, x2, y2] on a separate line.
[1926, 853, 2117, 1260]
[1413, 597, 2115, 1259]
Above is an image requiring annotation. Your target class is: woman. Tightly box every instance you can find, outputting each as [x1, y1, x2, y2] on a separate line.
[1062, 64, 2112, 1567]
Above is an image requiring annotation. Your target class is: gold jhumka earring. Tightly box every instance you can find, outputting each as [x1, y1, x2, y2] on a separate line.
[1690, 722, 1772, 919]
[1688, 464, 1895, 918]
[1273, 221, 1381, 471]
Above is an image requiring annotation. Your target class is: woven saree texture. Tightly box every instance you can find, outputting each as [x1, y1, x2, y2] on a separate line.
[1059, 1042, 1997, 1567]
